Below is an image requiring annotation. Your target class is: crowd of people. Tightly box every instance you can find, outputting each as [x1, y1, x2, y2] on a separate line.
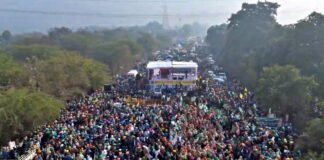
[1, 81, 299, 159]
[1, 55, 300, 160]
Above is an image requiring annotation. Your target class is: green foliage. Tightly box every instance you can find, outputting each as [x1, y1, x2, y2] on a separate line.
[301, 118, 324, 154]
[0, 88, 63, 145]
[204, 3, 324, 154]
[207, 10, 324, 94]
[145, 21, 163, 33]
[0, 51, 24, 85]
[137, 32, 156, 57]
[303, 151, 324, 160]
[8, 23, 176, 75]
[35, 53, 110, 98]
[1, 30, 12, 42]
[6, 44, 62, 61]
[90, 39, 143, 74]
[257, 65, 317, 128]
[83, 56, 112, 88]
[238, 54, 259, 89]
[58, 32, 98, 54]
[206, 3, 324, 126]
[205, 24, 227, 57]
[314, 61, 324, 98]
[48, 27, 72, 39]
[286, 12, 324, 74]
[155, 33, 172, 50]
[222, 2, 279, 77]
[228, 2, 279, 29]
[179, 24, 193, 38]
[0, 23, 184, 144]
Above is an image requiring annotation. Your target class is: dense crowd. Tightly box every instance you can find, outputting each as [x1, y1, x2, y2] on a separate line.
[0, 52, 300, 159]
[1, 75, 299, 160]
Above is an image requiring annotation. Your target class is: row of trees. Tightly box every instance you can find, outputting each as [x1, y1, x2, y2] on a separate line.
[0, 88, 63, 144]
[205, 2, 324, 157]
[11, 26, 172, 74]
[0, 50, 109, 144]
[0, 22, 182, 144]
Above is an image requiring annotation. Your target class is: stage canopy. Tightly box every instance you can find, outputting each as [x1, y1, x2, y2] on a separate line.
[147, 61, 198, 69]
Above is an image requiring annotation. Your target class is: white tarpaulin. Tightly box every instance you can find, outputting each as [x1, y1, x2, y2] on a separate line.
[127, 70, 138, 76]
[147, 61, 172, 69]
[147, 61, 198, 69]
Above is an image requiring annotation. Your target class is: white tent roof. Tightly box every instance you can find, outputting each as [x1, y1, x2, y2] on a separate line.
[147, 61, 172, 69]
[127, 69, 138, 75]
[147, 61, 198, 69]
[172, 61, 198, 68]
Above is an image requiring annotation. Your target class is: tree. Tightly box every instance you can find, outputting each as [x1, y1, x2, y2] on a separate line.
[0, 88, 63, 145]
[257, 65, 317, 128]
[35, 53, 110, 98]
[286, 12, 324, 75]
[155, 33, 172, 50]
[205, 24, 227, 58]
[145, 21, 164, 33]
[190, 22, 208, 37]
[179, 24, 193, 39]
[7, 44, 62, 61]
[58, 33, 98, 55]
[13, 32, 54, 46]
[303, 152, 324, 160]
[90, 40, 143, 74]
[0, 51, 24, 86]
[2, 30, 12, 42]
[83, 57, 112, 88]
[238, 54, 259, 89]
[228, 2, 279, 29]
[48, 27, 72, 39]
[207, 2, 280, 76]
[137, 32, 156, 59]
[300, 118, 324, 154]
[314, 61, 324, 99]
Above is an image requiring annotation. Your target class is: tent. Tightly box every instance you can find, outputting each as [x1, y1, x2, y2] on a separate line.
[127, 70, 138, 77]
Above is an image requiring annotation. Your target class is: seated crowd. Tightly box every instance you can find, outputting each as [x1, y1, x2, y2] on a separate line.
[1, 76, 298, 160]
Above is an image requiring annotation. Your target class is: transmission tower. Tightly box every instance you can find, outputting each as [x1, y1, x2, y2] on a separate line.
[162, 0, 170, 29]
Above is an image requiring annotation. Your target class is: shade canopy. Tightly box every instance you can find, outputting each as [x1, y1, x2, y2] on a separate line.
[127, 69, 138, 76]
[147, 61, 198, 69]
[147, 61, 172, 69]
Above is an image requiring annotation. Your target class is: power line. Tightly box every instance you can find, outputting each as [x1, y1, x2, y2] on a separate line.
[0, 8, 227, 18]
[65, 0, 220, 3]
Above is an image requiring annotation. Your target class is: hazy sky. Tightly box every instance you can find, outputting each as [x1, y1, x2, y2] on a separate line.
[0, 0, 323, 33]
